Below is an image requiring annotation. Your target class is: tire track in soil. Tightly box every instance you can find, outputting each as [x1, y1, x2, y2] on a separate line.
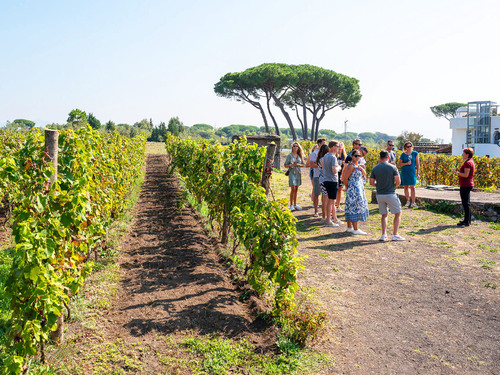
[97, 154, 275, 352]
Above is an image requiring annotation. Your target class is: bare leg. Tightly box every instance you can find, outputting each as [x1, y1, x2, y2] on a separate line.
[336, 187, 342, 208]
[313, 194, 319, 214]
[346, 220, 352, 229]
[326, 197, 332, 223]
[404, 185, 410, 202]
[321, 195, 327, 219]
[393, 212, 401, 235]
[381, 213, 388, 236]
[352, 221, 359, 230]
[410, 185, 416, 205]
[331, 199, 338, 221]
[292, 186, 299, 206]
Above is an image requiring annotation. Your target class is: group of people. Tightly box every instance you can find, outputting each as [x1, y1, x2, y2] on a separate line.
[284, 138, 475, 240]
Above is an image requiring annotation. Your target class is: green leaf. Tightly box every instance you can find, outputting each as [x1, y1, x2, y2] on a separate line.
[61, 212, 72, 227]
[29, 266, 41, 281]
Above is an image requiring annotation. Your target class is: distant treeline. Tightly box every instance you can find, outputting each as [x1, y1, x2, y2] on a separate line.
[4, 112, 432, 149]
[183, 123, 402, 149]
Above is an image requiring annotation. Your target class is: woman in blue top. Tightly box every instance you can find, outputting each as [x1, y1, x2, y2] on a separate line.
[398, 141, 420, 208]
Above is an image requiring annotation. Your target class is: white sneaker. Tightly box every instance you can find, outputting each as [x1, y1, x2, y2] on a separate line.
[346, 227, 354, 233]
[325, 221, 340, 227]
[289, 205, 296, 211]
[405, 201, 411, 207]
[379, 234, 387, 241]
[353, 229, 367, 235]
[411, 203, 418, 209]
[294, 205, 302, 210]
[334, 219, 344, 225]
[392, 234, 405, 241]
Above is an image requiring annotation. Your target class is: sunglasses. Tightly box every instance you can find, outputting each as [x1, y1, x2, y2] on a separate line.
[352, 154, 361, 158]
[388, 144, 394, 146]
[355, 143, 362, 146]
[292, 145, 299, 147]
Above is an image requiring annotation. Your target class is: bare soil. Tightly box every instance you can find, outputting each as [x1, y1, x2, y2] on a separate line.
[62, 154, 276, 373]
[288, 172, 500, 375]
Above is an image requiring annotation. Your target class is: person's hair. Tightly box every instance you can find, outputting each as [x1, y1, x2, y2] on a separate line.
[328, 140, 338, 148]
[310, 143, 319, 153]
[316, 144, 330, 164]
[463, 147, 474, 159]
[316, 138, 326, 145]
[359, 146, 369, 155]
[379, 150, 389, 159]
[353, 138, 361, 146]
[387, 140, 394, 145]
[338, 141, 347, 159]
[404, 142, 413, 149]
[292, 142, 304, 160]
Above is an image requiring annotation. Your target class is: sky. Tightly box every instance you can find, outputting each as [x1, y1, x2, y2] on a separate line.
[1, 0, 499, 142]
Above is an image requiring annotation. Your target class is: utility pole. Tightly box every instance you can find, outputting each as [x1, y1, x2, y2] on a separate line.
[344, 119, 348, 144]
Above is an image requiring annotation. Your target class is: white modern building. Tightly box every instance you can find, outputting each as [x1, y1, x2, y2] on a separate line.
[450, 101, 500, 157]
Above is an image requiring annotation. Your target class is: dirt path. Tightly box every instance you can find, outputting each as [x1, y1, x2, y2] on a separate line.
[288, 176, 500, 375]
[64, 154, 275, 373]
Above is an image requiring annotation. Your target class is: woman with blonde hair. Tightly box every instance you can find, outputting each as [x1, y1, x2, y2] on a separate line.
[284, 141, 305, 211]
[335, 141, 347, 212]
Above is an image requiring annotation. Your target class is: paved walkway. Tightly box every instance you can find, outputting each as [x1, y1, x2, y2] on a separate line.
[395, 187, 500, 206]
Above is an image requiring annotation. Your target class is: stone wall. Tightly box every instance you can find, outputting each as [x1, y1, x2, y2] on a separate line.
[232, 135, 281, 169]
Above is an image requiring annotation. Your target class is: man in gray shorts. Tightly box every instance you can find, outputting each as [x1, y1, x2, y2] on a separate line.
[369, 150, 405, 241]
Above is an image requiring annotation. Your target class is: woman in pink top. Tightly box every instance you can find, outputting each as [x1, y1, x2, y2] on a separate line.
[453, 147, 475, 227]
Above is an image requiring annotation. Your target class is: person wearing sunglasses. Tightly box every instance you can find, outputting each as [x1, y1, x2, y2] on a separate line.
[348, 138, 363, 158]
[398, 142, 420, 208]
[284, 142, 305, 211]
[386, 140, 396, 165]
[343, 151, 369, 235]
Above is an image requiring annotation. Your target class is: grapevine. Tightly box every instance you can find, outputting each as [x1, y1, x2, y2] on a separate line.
[165, 135, 302, 315]
[0, 126, 145, 373]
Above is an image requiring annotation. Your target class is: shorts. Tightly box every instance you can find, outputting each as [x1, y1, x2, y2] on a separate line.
[321, 181, 338, 200]
[313, 177, 321, 196]
[376, 194, 402, 215]
[338, 171, 344, 187]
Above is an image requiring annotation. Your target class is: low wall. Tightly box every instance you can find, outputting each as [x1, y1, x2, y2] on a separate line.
[370, 189, 500, 223]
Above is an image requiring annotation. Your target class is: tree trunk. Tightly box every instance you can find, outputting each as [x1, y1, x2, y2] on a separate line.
[266, 94, 280, 135]
[301, 96, 308, 140]
[45, 129, 64, 345]
[261, 142, 277, 197]
[221, 209, 230, 245]
[256, 102, 270, 133]
[271, 92, 297, 140]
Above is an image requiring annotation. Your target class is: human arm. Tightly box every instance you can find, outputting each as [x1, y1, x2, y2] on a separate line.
[394, 175, 401, 187]
[398, 154, 411, 167]
[455, 167, 470, 178]
[343, 164, 354, 190]
[284, 154, 292, 169]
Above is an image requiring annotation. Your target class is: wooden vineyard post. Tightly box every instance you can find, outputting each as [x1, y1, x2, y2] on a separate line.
[45, 129, 64, 344]
[261, 142, 277, 197]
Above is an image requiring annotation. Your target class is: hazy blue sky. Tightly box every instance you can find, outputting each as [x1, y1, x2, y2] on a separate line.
[1, 0, 499, 142]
